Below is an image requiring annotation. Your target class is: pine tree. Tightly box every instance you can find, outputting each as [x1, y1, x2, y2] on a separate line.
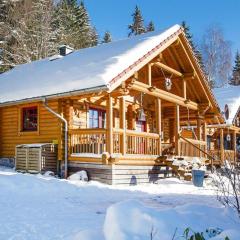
[181, 21, 204, 73]
[229, 51, 240, 85]
[0, 0, 58, 71]
[90, 26, 98, 46]
[146, 21, 155, 32]
[55, 0, 98, 49]
[102, 31, 112, 43]
[128, 5, 145, 37]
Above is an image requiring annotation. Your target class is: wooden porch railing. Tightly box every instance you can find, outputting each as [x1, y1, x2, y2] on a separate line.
[69, 129, 106, 155]
[113, 129, 160, 155]
[208, 149, 235, 164]
[69, 128, 161, 156]
[179, 136, 207, 158]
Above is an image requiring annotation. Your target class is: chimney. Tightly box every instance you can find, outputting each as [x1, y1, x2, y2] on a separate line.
[59, 45, 74, 56]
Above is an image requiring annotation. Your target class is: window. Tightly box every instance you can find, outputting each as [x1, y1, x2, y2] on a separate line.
[136, 120, 146, 132]
[22, 106, 38, 131]
[89, 108, 106, 128]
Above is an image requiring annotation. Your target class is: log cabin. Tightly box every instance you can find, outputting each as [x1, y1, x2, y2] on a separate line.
[0, 25, 226, 184]
[207, 85, 240, 166]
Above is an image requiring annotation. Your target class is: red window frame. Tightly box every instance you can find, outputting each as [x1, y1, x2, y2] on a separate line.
[22, 106, 38, 131]
[88, 108, 106, 128]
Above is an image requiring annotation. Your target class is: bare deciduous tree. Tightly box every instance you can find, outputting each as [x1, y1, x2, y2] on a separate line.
[213, 161, 240, 217]
[201, 24, 232, 88]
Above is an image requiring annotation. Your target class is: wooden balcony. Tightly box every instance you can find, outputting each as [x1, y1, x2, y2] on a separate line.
[69, 128, 161, 157]
[69, 127, 213, 163]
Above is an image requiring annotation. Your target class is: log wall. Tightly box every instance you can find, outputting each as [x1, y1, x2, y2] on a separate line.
[67, 161, 173, 185]
[0, 101, 62, 160]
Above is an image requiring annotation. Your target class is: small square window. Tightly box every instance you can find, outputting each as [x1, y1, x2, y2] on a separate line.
[22, 106, 38, 131]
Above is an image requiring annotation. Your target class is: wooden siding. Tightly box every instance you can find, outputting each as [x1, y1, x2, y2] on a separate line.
[0, 101, 62, 160]
[67, 161, 173, 185]
[15, 144, 57, 173]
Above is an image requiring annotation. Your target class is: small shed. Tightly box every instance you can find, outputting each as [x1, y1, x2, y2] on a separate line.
[15, 143, 57, 173]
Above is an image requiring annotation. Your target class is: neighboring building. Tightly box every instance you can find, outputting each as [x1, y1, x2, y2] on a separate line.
[0, 25, 224, 184]
[207, 85, 240, 165]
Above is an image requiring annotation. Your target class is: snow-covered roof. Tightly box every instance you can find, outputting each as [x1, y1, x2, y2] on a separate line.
[213, 85, 240, 124]
[0, 25, 182, 104]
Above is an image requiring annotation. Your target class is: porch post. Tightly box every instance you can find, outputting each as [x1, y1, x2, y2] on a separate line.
[220, 128, 224, 163]
[233, 130, 237, 165]
[156, 98, 162, 155]
[202, 120, 207, 156]
[175, 104, 180, 156]
[106, 94, 113, 155]
[120, 97, 126, 155]
[148, 63, 152, 86]
[182, 78, 187, 99]
[197, 116, 202, 157]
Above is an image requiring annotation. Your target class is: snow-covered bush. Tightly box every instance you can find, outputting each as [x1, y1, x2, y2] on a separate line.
[68, 170, 88, 182]
[43, 171, 55, 177]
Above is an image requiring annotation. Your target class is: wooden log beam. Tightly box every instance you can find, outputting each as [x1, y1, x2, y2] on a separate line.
[106, 95, 113, 156]
[153, 62, 183, 77]
[129, 79, 198, 111]
[148, 63, 152, 86]
[196, 116, 202, 157]
[203, 121, 207, 154]
[119, 97, 126, 155]
[182, 78, 187, 99]
[175, 105, 180, 155]
[233, 130, 237, 165]
[220, 128, 224, 163]
[156, 98, 162, 155]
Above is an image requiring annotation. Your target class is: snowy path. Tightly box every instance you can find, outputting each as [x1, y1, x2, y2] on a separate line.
[0, 167, 239, 240]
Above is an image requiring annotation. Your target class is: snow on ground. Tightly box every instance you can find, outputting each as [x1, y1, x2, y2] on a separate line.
[0, 166, 239, 240]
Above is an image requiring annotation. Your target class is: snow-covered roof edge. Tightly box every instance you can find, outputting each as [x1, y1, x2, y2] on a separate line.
[0, 85, 108, 107]
[0, 23, 221, 117]
[107, 26, 183, 91]
[0, 25, 183, 106]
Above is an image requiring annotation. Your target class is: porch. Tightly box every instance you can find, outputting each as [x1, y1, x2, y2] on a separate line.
[207, 125, 240, 165]
[68, 128, 208, 164]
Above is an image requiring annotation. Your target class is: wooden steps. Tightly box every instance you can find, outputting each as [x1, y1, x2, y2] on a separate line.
[163, 156, 207, 181]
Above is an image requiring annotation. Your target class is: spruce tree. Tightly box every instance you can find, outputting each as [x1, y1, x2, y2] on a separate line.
[229, 51, 240, 85]
[90, 26, 98, 46]
[55, 0, 98, 49]
[181, 21, 204, 72]
[128, 5, 145, 37]
[102, 31, 112, 43]
[146, 21, 155, 32]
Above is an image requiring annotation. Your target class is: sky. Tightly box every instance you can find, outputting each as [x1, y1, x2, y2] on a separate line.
[84, 0, 240, 56]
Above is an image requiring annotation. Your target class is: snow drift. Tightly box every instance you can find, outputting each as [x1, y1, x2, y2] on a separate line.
[104, 200, 240, 240]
